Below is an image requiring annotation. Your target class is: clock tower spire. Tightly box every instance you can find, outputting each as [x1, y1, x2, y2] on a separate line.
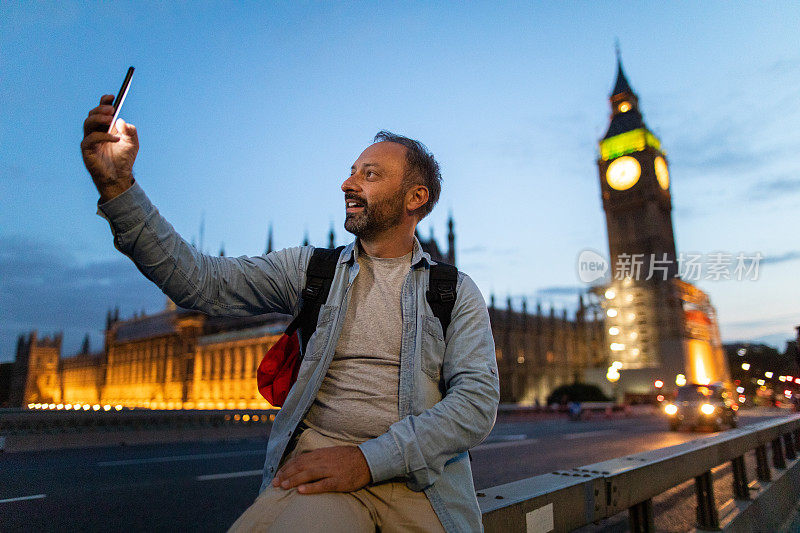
[598, 54, 678, 280]
[597, 53, 684, 377]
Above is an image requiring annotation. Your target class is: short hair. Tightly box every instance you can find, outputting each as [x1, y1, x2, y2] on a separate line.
[373, 130, 441, 220]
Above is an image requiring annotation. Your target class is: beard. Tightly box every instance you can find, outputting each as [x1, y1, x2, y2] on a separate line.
[344, 188, 406, 240]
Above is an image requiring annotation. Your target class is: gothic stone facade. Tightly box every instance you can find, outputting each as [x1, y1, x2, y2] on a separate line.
[4, 224, 602, 408]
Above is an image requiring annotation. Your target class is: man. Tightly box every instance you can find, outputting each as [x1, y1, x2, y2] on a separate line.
[81, 94, 499, 532]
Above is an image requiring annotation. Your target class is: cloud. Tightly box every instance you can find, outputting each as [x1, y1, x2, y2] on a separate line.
[533, 285, 585, 297]
[749, 177, 800, 201]
[668, 122, 777, 178]
[721, 313, 797, 329]
[762, 250, 800, 265]
[460, 245, 487, 254]
[662, 59, 800, 187]
[723, 332, 795, 351]
[0, 234, 165, 362]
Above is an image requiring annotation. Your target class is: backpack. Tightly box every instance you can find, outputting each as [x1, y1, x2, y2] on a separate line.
[256, 245, 458, 407]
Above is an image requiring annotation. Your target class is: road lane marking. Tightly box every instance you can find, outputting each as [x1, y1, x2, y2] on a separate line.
[196, 469, 263, 481]
[98, 450, 264, 467]
[474, 438, 539, 451]
[0, 494, 46, 504]
[564, 429, 617, 440]
[485, 434, 528, 442]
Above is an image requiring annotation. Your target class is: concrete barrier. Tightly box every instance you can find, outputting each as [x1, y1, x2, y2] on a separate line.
[0, 408, 279, 452]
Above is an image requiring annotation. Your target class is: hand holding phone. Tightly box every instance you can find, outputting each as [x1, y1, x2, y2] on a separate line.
[109, 66, 134, 133]
[81, 66, 139, 202]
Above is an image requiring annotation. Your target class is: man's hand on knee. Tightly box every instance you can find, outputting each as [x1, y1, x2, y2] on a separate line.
[272, 445, 372, 494]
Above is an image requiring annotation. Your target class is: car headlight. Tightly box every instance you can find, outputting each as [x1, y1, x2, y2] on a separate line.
[700, 403, 715, 415]
[665, 404, 678, 415]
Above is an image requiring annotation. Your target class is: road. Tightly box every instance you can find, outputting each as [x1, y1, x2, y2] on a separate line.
[0, 408, 790, 532]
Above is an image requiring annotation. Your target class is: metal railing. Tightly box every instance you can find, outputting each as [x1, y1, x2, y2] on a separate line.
[479, 414, 800, 532]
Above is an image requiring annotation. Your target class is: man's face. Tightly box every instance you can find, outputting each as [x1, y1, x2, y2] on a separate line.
[341, 141, 409, 240]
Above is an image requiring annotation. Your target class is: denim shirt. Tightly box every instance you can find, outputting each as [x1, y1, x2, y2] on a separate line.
[97, 181, 500, 532]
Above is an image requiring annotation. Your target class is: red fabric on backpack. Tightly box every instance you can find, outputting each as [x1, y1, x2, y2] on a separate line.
[257, 331, 301, 407]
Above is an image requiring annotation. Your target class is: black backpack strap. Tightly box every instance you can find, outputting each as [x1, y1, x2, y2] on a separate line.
[286, 245, 345, 356]
[426, 261, 458, 338]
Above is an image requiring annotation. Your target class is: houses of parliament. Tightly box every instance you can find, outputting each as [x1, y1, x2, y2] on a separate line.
[2, 214, 604, 409]
[2, 57, 725, 410]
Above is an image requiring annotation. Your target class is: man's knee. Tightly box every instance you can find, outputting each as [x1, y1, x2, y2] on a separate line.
[269, 491, 374, 532]
[229, 488, 374, 533]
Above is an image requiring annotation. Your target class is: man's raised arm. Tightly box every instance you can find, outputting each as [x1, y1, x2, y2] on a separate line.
[81, 95, 309, 317]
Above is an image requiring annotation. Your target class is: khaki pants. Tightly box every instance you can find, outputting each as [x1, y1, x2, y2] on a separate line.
[227, 427, 445, 532]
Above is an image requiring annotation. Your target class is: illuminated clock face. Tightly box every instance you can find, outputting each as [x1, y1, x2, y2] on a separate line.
[654, 156, 670, 190]
[606, 156, 641, 191]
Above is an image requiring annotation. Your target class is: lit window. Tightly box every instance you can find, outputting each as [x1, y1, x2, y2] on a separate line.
[608, 327, 620, 335]
[607, 309, 618, 317]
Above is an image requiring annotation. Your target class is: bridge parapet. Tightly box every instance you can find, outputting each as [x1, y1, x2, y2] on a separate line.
[0, 407, 278, 436]
[480, 415, 800, 532]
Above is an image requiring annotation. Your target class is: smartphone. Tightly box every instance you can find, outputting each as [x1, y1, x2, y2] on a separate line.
[108, 66, 135, 133]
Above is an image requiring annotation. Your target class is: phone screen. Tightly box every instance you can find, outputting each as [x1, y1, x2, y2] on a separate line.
[108, 66, 135, 133]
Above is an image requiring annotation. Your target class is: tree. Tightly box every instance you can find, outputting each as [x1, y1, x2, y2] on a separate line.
[547, 383, 610, 405]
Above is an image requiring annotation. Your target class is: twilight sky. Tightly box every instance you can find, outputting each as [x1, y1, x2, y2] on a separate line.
[2, 2, 799, 361]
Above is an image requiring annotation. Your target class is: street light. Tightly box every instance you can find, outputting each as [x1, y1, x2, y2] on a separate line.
[607, 365, 621, 404]
[741, 363, 751, 371]
[676, 374, 687, 387]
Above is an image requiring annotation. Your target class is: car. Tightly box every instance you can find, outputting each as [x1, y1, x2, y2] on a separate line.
[664, 383, 738, 431]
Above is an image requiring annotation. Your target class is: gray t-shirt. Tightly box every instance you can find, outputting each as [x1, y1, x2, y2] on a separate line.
[302, 244, 412, 443]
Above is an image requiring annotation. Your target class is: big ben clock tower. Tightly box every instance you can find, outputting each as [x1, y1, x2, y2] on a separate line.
[597, 55, 687, 388]
[599, 56, 678, 278]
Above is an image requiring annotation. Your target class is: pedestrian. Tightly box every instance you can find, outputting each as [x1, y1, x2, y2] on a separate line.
[81, 95, 500, 532]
